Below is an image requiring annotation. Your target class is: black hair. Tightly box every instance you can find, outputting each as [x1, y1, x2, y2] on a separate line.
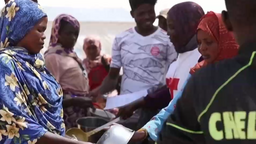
[225, 0, 256, 26]
[129, 0, 157, 11]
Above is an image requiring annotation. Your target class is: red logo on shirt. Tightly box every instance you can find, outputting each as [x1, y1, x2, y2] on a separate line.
[166, 78, 180, 99]
[150, 46, 160, 56]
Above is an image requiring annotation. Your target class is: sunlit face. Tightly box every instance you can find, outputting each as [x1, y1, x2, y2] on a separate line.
[131, 4, 156, 30]
[197, 29, 219, 64]
[85, 45, 100, 60]
[58, 21, 79, 49]
[17, 17, 48, 54]
[167, 17, 182, 52]
[167, 17, 175, 42]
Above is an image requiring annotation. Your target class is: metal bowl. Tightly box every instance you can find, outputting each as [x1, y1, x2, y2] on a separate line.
[97, 125, 134, 144]
[66, 128, 88, 142]
[77, 117, 109, 143]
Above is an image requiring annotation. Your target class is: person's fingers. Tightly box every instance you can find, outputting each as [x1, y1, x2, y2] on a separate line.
[117, 108, 135, 120]
[116, 108, 123, 116]
[117, 110, 127, 119]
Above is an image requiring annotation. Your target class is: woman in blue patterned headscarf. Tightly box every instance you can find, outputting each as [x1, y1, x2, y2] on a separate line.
[0, 0, 92, 144]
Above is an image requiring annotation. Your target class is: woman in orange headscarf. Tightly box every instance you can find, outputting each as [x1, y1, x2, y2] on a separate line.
[190, 11, 239, 74]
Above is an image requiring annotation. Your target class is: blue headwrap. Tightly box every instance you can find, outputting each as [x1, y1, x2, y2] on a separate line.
[0, 1, 65, 143]
[0, 0, 46, 47]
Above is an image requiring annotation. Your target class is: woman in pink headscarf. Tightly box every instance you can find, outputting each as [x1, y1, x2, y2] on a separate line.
[44, 14, 93, 129]
[83, 36, 119, 109]
[83, 36, 111, 91]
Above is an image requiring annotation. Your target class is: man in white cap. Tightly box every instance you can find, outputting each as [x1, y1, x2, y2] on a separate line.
[157, 8, 170, 31]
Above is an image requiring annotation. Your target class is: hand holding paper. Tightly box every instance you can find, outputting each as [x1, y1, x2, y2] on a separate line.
[104, 89, 148, 110]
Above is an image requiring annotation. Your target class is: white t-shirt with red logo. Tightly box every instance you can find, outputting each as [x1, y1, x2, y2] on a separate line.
[166, 48, 201, 98]
[110, 27, 177, 94]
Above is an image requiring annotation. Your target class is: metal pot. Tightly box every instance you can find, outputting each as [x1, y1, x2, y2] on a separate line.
[89, 108, 115, 120]
[97, 125, 134, 144]
[76, 117, 109, 143]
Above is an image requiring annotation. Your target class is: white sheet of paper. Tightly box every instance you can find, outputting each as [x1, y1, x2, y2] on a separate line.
[104, 89, 148, 110]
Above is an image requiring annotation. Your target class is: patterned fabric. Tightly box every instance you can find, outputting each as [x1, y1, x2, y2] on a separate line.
[190, 12, 239, 74]
[0, 0, 45, 47]
[167, 2, 204, 53]
[110, 27, 177, 94]
[0, 0, 65, 143]
[45, 46, 89, 129]
[45, 14, 83, 72]
[44, 14, 89, 129]
[48, 14, 80, 48]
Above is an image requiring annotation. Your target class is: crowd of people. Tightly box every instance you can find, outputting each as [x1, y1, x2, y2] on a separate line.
[0, 0, 256, 144]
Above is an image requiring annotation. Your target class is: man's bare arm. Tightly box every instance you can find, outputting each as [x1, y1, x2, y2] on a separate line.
[99, 67, 120, 95]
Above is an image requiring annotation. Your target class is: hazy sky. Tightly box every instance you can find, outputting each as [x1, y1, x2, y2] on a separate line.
[0, 0, 226, 14]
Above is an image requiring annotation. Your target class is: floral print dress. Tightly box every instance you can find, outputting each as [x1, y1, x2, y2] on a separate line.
[0, 48, 65, 144]
[0, 0, 65, 143]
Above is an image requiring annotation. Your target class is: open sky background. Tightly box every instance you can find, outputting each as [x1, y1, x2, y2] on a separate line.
[0, 0, 226, 22]
[0, 0, 227, 58]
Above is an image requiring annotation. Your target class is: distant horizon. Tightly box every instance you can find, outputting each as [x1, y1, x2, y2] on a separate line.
[0, 0, 226, 23]
[0, 0, 226, 14]
[42, 7, 134, 22]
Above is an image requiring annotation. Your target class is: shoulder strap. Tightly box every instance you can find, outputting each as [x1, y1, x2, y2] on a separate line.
[101, 56, 110, 72]
[73, 57, 85, 71]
